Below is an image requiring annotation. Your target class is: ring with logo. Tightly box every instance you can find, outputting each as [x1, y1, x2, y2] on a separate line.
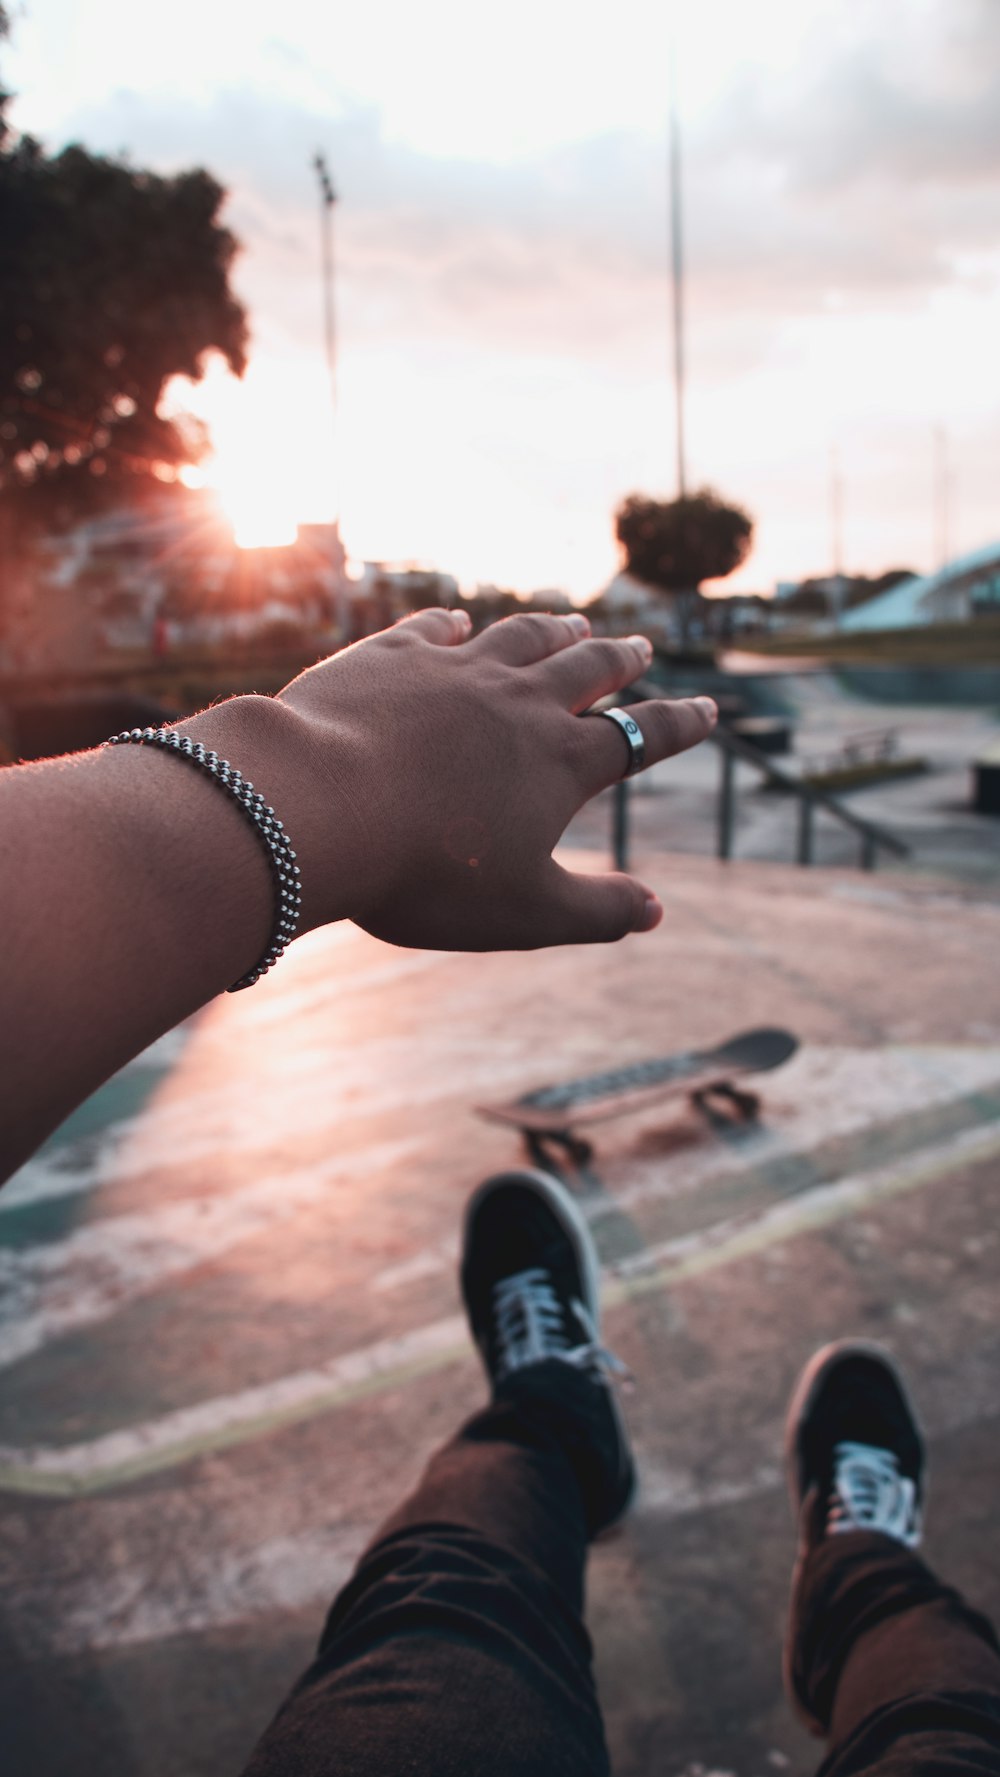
[593, 706, 646, 777]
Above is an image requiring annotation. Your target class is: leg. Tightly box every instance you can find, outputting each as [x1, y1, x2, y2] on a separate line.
[784, 1342, 1000, 1775]
[242, 1170, 634, 1777]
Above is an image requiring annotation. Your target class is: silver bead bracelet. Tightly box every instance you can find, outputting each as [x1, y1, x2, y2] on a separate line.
[106, 726, 302, 991]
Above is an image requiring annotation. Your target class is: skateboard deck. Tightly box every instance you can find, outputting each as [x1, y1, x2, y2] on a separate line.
[477, 1027, 798, 1135]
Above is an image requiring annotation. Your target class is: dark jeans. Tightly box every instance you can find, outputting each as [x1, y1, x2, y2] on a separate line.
[243, 1366, 1000, 1775]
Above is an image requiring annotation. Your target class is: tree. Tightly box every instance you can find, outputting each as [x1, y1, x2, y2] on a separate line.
[614, 488, 754, 604]
[0, 17, 247, 537]
[844, 568, 917, 611]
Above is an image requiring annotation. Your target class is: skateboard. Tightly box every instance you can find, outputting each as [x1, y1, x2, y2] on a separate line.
[477, 1027, 798, 1169]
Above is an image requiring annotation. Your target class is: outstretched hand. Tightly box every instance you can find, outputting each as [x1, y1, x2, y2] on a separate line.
[270, 607, 717, 950]
[0, 605, 717, 1176]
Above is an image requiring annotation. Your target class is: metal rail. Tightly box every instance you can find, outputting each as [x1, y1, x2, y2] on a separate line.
[610, 680, 909, 873]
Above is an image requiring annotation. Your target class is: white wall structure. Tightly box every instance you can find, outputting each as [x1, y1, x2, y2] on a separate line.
[588, 572, 679, 643]
[841, 543, 1000, 632]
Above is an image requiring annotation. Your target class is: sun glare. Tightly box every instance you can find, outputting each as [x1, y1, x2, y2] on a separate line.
[204, 445, 301, 550]
[165, 359, 336, 551]
[223, 485, 299, 550]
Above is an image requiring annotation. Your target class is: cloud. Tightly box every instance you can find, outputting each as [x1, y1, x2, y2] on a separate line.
[685, 0, 1000, 312]
[33, 0, 1000, 385]
[747, 0, 1000, 192]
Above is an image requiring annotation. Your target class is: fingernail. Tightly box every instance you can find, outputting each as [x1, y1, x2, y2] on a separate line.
[566, 613, 590, 635]
[453, 609, 472, 630]
[626, 634, 654, 658]
[693, 696, 718, 725]
[638, 895, 663, 933]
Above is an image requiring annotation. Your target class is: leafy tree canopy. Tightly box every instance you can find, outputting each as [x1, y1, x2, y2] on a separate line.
[615, 488, 754, 595]
[0, 17, 247, 534]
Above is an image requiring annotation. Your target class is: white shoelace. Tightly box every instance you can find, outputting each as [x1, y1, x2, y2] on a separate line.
[827, 1440, 921, 1547]
[492, 1267, 630, 1385]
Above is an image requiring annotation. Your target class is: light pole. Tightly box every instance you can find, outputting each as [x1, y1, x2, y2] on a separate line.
[312, 152, 349, 633]
[312, 152, 338, 510]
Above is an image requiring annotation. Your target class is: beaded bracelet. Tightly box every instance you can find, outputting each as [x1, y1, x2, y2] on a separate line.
[107, 727, 302, 991]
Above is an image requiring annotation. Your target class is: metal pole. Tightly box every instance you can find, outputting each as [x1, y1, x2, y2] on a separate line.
[313, 152, 348, 636]
[829, 441, 846, 630]
[612, 779, 630, 872]
[797, 794, 815, 866]
[313, 154, 338, 423]
[830, 443, 843, 581]
[934, 424, 950, 571]
[668, 43, 686, 499]
[718, 745, 735, 859]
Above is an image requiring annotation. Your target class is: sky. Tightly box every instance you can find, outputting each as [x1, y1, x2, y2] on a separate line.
[5, 0, 1000, 596]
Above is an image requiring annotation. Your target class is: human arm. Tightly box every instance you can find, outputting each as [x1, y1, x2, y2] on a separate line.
[0, 608, 716, 1180]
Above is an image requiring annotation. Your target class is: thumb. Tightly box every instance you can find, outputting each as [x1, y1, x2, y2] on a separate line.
[543, 861, 662, 945]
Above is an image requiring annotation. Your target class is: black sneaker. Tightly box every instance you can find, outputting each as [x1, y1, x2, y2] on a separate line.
[783, 1340, 927, 1729]
[785, 1340, 926, 1546]
[460, 1168, 635, 1534]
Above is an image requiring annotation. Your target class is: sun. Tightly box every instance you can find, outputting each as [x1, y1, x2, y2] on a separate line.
[217, 473, 299, 550]
[165, 358, 336, 550]
[185, 441, 299, 549]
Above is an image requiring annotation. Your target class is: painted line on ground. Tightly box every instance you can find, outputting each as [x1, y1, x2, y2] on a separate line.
[606, 1119, 1000, 1295]
[0, 1035, 531, 1215]
[0, 1313, 468, 1498]
[367, 1049, 1000, 1289]
[2, 1117, 997, 1499]
[5, 1043, 997, 1227]
[0, 1136, 426, 1370]
[598, 1046, 1000, 1225]
[34, 1358, 1000, 1656]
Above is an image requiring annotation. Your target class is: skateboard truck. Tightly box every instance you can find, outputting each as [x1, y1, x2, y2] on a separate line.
[692, 1080, 761, 1124]
[523, 1079, 759, 1173]
[525, 1128, 596, 1173]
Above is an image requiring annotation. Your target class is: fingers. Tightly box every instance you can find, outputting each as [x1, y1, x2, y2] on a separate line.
[393, 608, 472, 646]
[582, 694, 718, 790]
[535, 633, 654, 711]
[470, 610, 590, 667]
[535, 860, 663, 946]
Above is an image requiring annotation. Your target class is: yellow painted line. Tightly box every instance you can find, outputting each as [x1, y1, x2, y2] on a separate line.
[607, 1120, 1000, 1303]
[2, 1119, 998, 1498]
[0, 1347, 466, 1500]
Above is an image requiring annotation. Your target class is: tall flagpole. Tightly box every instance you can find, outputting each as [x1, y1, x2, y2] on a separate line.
[830, 442, 844, 578]
[934, 424, 950, 570]
[668, 37, 687, 500]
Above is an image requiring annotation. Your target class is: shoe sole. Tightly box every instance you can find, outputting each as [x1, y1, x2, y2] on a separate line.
[462, 1167, 636, 1530]
[781, 1338, 927, 1737]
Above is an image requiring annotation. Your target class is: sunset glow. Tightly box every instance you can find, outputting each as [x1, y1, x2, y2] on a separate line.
[168, 358, 334, 550]
[213, 464, 299, 551]
[76, 0, 999, 595]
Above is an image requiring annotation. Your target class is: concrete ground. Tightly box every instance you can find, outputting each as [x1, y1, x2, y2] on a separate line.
[3, 849, 1000, 1777]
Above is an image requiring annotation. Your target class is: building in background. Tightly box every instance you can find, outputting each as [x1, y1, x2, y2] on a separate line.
[0, 495, 353, 675]
[840, 542, 1000, 631]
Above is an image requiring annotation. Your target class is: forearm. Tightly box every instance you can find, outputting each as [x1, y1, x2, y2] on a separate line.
[0, 611, 716, 1184]
[0, 694, 330, 1181]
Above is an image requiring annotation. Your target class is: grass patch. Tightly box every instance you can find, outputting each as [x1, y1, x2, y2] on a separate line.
[802, 757, 929, 794]
[737, 616, 1000, 667]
